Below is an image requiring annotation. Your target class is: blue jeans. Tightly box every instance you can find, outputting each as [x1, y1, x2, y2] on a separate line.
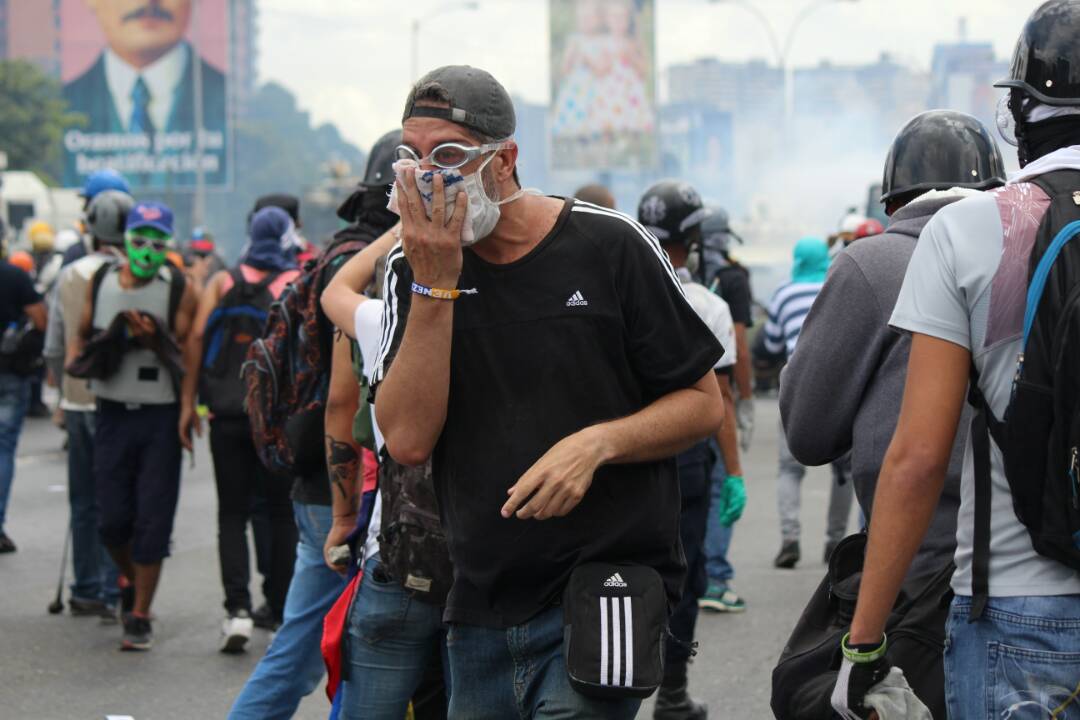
[65, 410, 120, 604]
[338, 554, 446, 720]
[944, 594, 1080, 719]
[0, 373, 30, 534]
[447, 605, 641, 720]
[229, 502, 348, 720]
[704, 442, 734, 584]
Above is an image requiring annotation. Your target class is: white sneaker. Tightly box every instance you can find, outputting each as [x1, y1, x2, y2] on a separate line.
[220, 610, 254, 653]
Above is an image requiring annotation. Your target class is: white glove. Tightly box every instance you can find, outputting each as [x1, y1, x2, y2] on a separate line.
[736, 397, 754, 453]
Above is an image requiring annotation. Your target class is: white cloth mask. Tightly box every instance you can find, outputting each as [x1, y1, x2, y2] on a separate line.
[387, 157, 536, 246]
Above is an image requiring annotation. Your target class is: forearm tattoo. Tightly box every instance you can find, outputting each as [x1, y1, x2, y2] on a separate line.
[325, 434, 360, 506]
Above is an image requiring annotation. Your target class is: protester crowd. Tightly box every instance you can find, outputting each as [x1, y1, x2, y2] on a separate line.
[2, 2, 1080, 718]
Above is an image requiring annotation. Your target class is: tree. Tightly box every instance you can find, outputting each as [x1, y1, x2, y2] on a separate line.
[0, 60, 84, 183]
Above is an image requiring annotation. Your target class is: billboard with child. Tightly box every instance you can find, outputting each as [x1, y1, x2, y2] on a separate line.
[549, 0, 657, 171]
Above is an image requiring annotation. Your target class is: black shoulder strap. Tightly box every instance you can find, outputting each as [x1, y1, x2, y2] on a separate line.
[969, 403, 992, 622]
[168, 265, 186, 331]
[1028, 169, 1080, 198]
[89, 261, 113, 328]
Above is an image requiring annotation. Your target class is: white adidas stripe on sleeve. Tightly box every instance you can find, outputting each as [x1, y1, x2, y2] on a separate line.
[571, 204, 687, 299]
[372, 242, 405, 385]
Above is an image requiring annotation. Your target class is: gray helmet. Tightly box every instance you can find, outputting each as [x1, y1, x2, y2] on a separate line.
[701, 206, 743, 254]
[86, 190, 135, 245]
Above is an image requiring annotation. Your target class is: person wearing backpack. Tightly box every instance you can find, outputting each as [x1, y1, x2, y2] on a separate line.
[321, 226, 453, 719]
[832, 4, 1080, 718]
[698, 207, 753, 615]
[229, 136, 401, 719]
[41, 189, 133, 616]
[773, 110, 1006, 719]
[73, 201, 198, 652]
[637, 180, 741, 720]
[0, 242, 48, 554]
[179, 206, 302, 653]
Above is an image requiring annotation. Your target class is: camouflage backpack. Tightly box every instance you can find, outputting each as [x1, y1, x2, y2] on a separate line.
[377, 455, 453, 606]
[242, 241, 366, 477]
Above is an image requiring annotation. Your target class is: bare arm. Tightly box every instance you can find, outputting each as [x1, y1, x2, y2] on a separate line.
[375, 172, 466, 466]
[320, 223, 400, 338]
[181, 271, 225, 407]
[323, 332, 363, 572]
[504, 370, 726, 520]
[24, 301, 47, 331]
[715, 373, 742, 476]
[848, 333, 968, 644]
[74, 276, 96, 356]
[178, 271, 224, 451]
[172, 275, 199, 345]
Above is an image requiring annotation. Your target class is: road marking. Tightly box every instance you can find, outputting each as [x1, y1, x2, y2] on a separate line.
[15, 450, 65, 468]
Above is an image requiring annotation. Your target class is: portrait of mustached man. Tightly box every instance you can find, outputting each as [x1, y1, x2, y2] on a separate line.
[63, 0, 226, 138]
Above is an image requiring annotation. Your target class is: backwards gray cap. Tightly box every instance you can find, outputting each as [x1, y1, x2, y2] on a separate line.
[402, 65, 516, 139]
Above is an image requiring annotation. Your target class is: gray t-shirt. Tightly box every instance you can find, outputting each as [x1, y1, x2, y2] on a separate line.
[891, 185, 1080, 597]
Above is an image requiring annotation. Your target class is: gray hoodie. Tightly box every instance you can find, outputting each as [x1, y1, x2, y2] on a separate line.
[780, 191, 972, 577]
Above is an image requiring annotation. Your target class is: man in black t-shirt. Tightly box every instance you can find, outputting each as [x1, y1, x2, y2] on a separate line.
[0, 260, 47, 553]
[374, 65, 726, 719]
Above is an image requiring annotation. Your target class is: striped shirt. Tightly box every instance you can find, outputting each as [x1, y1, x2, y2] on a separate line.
[763, 281, 823, 356]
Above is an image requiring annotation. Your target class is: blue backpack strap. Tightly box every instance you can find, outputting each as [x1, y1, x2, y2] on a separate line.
[1023, 220, 1080, 349]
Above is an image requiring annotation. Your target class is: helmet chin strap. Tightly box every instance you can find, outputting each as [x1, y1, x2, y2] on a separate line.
[1011, 90, 1032, 168]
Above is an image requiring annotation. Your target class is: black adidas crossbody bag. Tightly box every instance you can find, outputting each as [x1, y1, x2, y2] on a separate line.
[562, 562, 668, 699]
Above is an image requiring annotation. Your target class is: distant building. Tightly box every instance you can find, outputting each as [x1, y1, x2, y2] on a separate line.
[667, 57, 783, 119]
[512, 95, 549, 191]
[0, 0, 61, 77]
[230, 0, 258, 118]
[659, 101, 734, 205]
[929, 36, 1007, 136]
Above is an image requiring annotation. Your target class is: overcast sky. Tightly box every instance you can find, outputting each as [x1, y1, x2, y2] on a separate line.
[259, 0, 1038, 152]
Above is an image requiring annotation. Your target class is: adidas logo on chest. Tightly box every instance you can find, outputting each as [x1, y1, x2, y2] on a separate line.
[566, 290, 589, 307]
[603, 572, 628, 588]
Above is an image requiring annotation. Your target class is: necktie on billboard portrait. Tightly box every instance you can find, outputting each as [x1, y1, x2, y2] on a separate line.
[129, 76, 154, 135]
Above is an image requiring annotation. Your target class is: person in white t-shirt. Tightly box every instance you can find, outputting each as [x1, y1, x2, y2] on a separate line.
[832, 4, 1080, 719]
[321, 225, 450, 719]
[638, 180, 741, 720]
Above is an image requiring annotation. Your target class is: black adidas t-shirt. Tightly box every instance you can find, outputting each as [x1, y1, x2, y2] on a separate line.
[374, 198, 725, 628]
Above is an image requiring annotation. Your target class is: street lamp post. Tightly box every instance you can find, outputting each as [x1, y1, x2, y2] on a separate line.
[709, 0, 859, 122]
[410, 1, 480, 82]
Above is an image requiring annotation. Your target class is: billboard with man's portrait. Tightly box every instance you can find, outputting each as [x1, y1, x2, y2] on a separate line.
[59, 0, 230, 190]
[549, 0, 657, 171]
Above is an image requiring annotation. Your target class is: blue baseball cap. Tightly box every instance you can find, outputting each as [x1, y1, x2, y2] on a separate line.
[82, 169, 131, 199]
[126, 202, 174, 237]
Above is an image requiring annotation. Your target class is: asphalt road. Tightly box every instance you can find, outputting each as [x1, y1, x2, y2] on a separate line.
[0, 398, 849, 719]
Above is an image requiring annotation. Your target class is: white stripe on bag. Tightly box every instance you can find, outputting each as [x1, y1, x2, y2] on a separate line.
[612, 597, 622, 687]
[623, 596, 634, 687]
[600, 596, 609, 686]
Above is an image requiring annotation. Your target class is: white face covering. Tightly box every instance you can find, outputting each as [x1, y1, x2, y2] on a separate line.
[387, 156, 535, 246]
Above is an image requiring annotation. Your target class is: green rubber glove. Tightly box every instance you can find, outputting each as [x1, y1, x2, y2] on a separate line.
[719, 475, 747, 526]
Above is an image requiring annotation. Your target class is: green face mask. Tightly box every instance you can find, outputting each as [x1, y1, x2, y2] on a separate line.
[125, 229, 169, 279]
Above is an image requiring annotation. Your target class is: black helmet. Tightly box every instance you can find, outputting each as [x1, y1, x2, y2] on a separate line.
[701, 206, 743, 254]
[362, 129, 402, 189]
[637, 180, 706, 245]
[880, 110, 1006, 203]
[995, 1, 1080, 106]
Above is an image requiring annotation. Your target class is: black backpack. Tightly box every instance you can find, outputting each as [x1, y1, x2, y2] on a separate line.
[0, 321, 44, 376]
[771, 533, 952, 720]
[200, 268, 280, 418]
[376, 454, 453, 606]
[966, 169, 1080, 619]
